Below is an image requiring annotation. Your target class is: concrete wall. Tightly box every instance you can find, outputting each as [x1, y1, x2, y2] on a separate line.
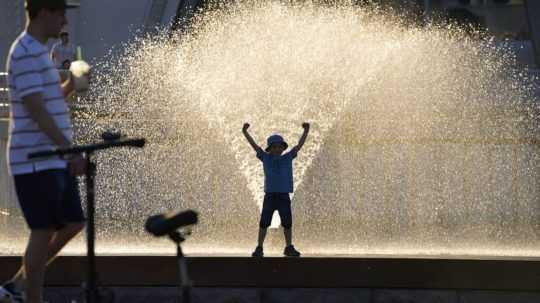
[72, 0, 180, 65]
[0, 1, 25, 71]
[74, 0, 151, 64]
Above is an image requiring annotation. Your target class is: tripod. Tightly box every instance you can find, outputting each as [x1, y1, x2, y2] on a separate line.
[145, 210, 197, 303]
[29, 136, 145, 303]
[169, 231, 192, 303]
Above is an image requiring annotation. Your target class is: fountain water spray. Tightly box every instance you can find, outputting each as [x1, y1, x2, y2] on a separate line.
[2, 1, 538, 255]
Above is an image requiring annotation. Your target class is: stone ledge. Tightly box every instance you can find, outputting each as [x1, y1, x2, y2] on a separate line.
[459, 291, 540, 303]
[3, 256, 540, 290]
[42, 287, 540, 303]
[373, 289, 457, 303]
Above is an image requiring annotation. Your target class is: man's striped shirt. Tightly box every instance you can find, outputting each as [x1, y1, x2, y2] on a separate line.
[6, 32, 72, 175]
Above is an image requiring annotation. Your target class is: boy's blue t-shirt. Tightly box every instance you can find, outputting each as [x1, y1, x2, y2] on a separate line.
[257, 148, 297, 193]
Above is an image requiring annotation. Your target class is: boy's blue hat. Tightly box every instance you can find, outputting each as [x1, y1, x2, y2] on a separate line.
[266, 134, 288, 152]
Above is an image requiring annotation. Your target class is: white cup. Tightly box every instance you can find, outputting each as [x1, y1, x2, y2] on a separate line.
[69, 60, 90, 93]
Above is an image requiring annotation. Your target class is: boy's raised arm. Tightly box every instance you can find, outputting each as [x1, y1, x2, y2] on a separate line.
[293, 122, 310, 153]
[242, 123, 263, 153]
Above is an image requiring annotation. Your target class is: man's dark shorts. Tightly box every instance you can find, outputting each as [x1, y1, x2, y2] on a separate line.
[14, 169, 85, 230]
[259, 193, 292, 229]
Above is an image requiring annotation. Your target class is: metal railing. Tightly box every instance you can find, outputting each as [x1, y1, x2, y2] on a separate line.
[0, 72, 17, 220]
[0, 72, 9, 118]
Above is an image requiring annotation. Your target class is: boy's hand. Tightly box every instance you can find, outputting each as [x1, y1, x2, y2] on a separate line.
[294, 122, 310, 153]
[243, 123, 250, 132]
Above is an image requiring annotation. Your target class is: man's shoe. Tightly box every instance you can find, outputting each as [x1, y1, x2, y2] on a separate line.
[251, 246, 264, 257]
[284, 245, 301, 257]
[0, 282, 24, 303]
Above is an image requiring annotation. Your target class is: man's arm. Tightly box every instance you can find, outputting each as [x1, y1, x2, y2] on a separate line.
[292, 122, 310, 153]
[242, 123, 263, 153]
[12, 54, 70, 146]
[22, 93, 71, 147]
[23, 93, 87, 175]
[60, 72, 75, 98]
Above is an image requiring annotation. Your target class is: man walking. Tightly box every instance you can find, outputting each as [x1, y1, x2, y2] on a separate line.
[0, 1, 87, 303]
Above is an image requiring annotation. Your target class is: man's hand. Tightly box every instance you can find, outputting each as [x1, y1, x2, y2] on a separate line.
[61, 71, 75, 97]
[69, 154, 87, 176]
[58, 69, 70, 82]
[302, 122, 310, 130]
[243, 123, 250, 132]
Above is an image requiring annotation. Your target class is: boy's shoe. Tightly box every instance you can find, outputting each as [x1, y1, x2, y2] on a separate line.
[284, 245, 301, 257]
[251, 246, 264, 257]
[0, 282, 24, 303]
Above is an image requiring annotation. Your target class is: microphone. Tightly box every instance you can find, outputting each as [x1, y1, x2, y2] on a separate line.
[145, 210, 198, 237]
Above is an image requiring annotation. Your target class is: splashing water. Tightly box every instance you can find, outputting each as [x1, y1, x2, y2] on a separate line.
[2, 2, 539, 256]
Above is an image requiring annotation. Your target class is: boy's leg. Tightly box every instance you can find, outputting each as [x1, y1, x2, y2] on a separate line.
[276, 194, 293, 246]
[283, 228, 292, 247]
[257, 194, 275, 246]
[278, 194, 300, 256]
[24, 229, 54, 303]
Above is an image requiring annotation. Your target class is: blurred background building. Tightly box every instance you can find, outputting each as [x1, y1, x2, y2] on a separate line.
[0, 0, 539, 69]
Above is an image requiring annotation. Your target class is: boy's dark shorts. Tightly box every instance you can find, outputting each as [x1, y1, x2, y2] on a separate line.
[14, 169, 85, 230]
[259, 193, 292, 229]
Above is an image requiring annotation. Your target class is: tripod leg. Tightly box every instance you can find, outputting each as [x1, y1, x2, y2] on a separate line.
[85, 159, 99, 303]
[177, 244, 192, 303]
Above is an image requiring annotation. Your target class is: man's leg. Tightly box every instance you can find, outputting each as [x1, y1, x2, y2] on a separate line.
[257, 228, 268, 246]
[23, 229, 54, 303]
[11, 222, 85, 289]
[46, 222, 85, 264]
